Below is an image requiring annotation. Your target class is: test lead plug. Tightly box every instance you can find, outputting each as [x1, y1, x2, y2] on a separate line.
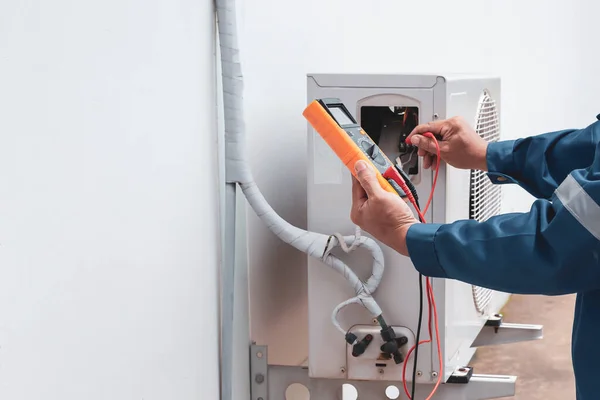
[394, 157, 419, 205]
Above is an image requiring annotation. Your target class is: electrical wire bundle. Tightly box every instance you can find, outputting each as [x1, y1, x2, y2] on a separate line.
[394, 132, 443, 400]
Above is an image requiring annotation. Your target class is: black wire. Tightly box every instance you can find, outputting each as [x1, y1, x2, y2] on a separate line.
[411, 199, 425, 400]
[411, 274, 424, 399]
[392, 163, 425, 398]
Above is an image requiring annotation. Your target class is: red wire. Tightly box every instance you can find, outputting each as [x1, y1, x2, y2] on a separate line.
[401, 133, 443, 400]
[426, 279, 433, 339]
[425, 278, 443, 398]
[402, 279, 443, 400]
[402, 339, 431, 398]
[421, 132, 440, 216]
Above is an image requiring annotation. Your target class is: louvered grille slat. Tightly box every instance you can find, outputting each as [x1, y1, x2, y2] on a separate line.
[470, 92, 501, 315]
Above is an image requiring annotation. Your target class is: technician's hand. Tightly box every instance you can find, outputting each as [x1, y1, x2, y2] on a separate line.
[350, 160, 418, 257]
[406, 116, 488, 171]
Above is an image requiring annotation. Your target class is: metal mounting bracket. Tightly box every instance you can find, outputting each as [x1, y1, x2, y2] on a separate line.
[471, 315, 543, 348]
[251, 344, 269, 400]
[252, 344, 517, 400]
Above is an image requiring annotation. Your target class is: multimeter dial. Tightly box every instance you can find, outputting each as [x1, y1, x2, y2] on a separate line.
[359, 139, 385, 165]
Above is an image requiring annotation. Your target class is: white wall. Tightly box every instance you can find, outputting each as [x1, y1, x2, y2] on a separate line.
[241, 0, 599, 365]
[0, 1, 220, 399]
[574, 1, 600, 121]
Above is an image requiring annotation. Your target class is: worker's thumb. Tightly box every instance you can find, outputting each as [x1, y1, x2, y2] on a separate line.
[354, 160, 381, 198]
[408, 134, 435, 154]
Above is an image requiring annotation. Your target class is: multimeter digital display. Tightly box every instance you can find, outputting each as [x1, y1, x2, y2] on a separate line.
[303, 98, 407, 198]
[328, 106, 354, 126]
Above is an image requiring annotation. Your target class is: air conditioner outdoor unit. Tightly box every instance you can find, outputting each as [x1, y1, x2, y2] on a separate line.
[301, 73, 540, 398]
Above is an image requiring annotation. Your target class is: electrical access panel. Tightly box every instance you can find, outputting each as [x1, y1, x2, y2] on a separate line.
[306, 73, 508, 384]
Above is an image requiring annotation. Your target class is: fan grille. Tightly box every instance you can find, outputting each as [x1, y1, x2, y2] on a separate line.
[469, 91, 501, 315]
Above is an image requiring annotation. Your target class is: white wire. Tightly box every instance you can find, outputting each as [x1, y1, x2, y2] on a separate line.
[323, 228, 384, 294]
[323, 227, 388, 337]
[331, 296, 361, 337]
[324, 226, 362, 257]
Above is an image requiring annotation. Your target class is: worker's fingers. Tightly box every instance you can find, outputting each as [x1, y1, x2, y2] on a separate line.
[351, 175, 367, 202]
[407, 120, 445, 140]
[350, 176, 367, 225]
[423, 153, 435, 170]
[408, 134, 437, 155]
[354, 160, 382, 198]
[423, 154, 430, 169]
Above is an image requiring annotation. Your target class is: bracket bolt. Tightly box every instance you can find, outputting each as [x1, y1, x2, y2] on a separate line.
[432, 371, 438, 378]
[255, 374, 265, 384]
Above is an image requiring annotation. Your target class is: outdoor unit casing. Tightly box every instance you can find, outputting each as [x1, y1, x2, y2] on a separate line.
[306, 73, 509, 384]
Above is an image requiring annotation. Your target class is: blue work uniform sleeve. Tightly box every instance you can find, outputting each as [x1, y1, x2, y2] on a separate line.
[406, 117, 600, 295]
[485, 117, 600, 199]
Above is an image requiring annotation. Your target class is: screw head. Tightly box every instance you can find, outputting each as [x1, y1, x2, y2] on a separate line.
[433, 113, 439, 119]
[255, 374, 265, 384]
[340, 367, 346, 374]
[379, 368, 384, 374]
[256, 351, 263, 359]
[373, 318, 378, 324]
[432, 371, 438, 378]
[417, 371, 423, 377]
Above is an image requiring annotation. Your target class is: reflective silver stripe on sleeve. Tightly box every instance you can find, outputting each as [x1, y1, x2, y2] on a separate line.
[555, 174, 600, 241]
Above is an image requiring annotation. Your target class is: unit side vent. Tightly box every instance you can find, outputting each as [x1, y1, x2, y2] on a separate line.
[469, 91, 501, 315]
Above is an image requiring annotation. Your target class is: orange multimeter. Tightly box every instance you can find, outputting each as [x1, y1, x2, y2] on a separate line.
[303, 98, 408, 198]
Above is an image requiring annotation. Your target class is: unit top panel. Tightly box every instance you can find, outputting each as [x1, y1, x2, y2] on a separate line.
[308, 73, 498, 89]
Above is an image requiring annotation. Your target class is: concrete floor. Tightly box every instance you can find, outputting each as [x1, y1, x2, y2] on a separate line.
[470, 294, 577, 400]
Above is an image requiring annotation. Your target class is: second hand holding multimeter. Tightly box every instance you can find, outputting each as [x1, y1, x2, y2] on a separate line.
[303, 98, 412, 199]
